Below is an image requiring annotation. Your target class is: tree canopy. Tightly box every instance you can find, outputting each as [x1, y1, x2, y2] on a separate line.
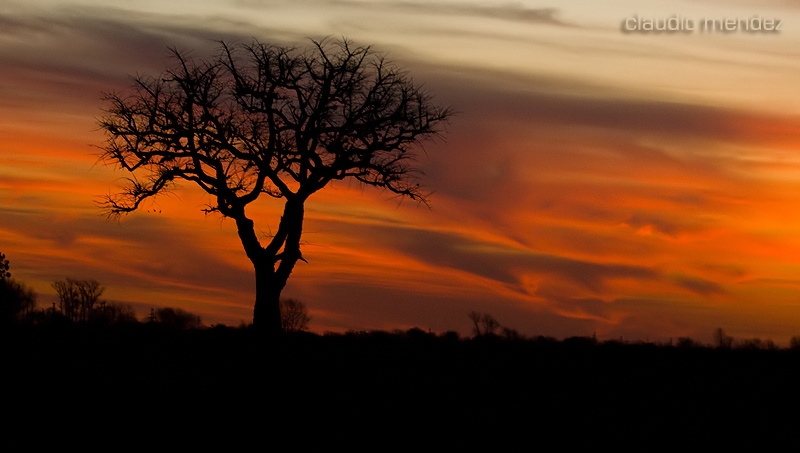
[0, 252, 36, 324]
[0, 252, 10, 281]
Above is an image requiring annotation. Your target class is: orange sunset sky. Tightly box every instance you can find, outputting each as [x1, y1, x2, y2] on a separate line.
[1, 0, 799, 343]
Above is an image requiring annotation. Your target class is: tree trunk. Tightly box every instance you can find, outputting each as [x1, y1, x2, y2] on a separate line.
[240, 197, 306, 335]
[253, 262, 282, 334]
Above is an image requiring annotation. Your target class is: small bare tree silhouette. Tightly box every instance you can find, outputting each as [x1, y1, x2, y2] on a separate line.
[280, 298, 311, 332]
[468, 311, 501, 337]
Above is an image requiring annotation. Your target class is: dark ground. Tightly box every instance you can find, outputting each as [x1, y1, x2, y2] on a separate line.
[3, 325, 799, 447]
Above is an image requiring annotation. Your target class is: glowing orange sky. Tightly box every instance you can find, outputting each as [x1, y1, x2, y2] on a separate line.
[1, 0, 800, 343]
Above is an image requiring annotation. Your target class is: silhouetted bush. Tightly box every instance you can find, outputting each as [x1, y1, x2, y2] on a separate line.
[0, 252, 36, 325]
[439, 330, 460, 342]
[404, 327, 436, 340]
[88, 301, 138, 327]
[149, 307, 203, 330]
[0, 279, 36, 325]
[676, 337, 702, 348]
[563, 335, 598, 347]
[501, 327, 525, 341]
[738, 338, 763, 350]
[0, 252, 10, 281]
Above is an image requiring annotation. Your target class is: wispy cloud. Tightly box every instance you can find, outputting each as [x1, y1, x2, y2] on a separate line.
[347, 1, 569, 26]
[236, 0, 570, 26]
[672, 274, 727, 296]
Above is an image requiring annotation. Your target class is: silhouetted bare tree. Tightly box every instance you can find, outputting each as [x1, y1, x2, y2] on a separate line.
[468, 311, 501, 337]
[99, 38, 451, 334]
[280, 298, 311, 332]
[480, 313, 500, 336]
[52, 278, 104, 323]
[714, 327, 734, 349]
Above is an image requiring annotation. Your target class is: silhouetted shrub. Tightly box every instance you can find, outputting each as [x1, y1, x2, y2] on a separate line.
[0, 279, 36, 324]
[0, 252, 10, 281]
[738, 338, 763, 350]
[501, 327, 524, 341]
[563, 335, 598, 347]
[405, 327, 435, 340]
[0, 252, 36, 325]
[676, 337, 701, 348]
[150, 307, 203, 330]
[439, 330, 460, 341]
[88, 301, 138, 327]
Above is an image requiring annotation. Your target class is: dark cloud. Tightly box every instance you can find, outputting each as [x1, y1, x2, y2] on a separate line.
[11, 2, 791, 155]
[4, 3, 795, 151]
[314, 218, 659, 294]
[403, 63, 799, 217]
[672, 274, 727, 296]
[0, 13, 52, 35]
[519, 223, 660, 258]
[0, 7, 291, 100]
[427, 68, 800, 146]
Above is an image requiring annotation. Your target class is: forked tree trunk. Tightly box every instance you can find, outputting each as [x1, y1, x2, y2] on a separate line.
[239, 197, 305, 335]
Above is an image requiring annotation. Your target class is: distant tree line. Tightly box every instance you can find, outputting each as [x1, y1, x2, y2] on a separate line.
[0, 251, 206, 329]
[7, 250, 800, 348]
[1, 251, 317, 332]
